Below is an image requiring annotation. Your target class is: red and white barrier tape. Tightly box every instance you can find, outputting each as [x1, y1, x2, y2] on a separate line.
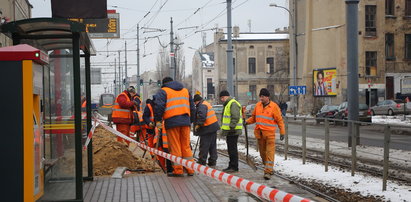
[95, 118, 312, 202]
[83, 119, 99, 150]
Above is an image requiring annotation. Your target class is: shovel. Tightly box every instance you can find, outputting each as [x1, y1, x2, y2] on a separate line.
[242, 106, 257, 170]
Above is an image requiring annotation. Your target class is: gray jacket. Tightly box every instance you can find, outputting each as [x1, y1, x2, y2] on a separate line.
[221, 97, 242, 136]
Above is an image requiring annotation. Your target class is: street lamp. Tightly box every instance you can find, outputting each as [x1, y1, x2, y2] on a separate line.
[269, 3, 298, 119]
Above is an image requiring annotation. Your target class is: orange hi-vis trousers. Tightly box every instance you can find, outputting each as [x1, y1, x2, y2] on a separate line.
[254, 129, 276, 174]
[167, 126, 194, 175]
[116, 124, 131, 145]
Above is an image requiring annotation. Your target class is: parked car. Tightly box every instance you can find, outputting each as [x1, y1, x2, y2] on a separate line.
[315, 105, 339, 124]
[212, 105, 224, 114]
[334, 102, 371, 125]
[245, 104, 256, 118]
[370, 100, 407, 116]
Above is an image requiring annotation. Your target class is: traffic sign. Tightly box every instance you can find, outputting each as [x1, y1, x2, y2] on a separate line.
[289, 86, 306, 95]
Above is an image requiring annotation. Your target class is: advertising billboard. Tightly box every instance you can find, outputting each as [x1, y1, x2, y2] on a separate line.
[313, 68, 337, 97]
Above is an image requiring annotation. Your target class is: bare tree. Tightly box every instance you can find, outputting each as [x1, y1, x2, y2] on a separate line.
[156, 46, 170, 80]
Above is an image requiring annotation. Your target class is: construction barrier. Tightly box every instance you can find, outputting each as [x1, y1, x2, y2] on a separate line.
[83, 119, 99, 150]
[95, 118, 312, 202]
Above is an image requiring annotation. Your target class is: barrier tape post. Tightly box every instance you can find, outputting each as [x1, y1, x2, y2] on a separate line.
[95, 119, 312, 202]
[83, 118, 99, 150]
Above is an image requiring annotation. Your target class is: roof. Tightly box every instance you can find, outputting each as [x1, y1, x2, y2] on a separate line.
[0, 44, 48, 64]
[222, 32, 289, 41]
[0, 18, 95, 55]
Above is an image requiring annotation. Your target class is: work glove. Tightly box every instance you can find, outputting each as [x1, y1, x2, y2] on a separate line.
[243, 119, 247, 127]
[280, 134, 285, 141]
[148, 122, 155, 128]
[194, 125, 200, 132]
[156, 121, 162, 130]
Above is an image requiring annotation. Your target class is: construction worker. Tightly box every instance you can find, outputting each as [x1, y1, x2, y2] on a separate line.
[143, 98, 155, 148]
[154, 77, 196, 177]
[193, 94, 219, 167]
[245, 88, 285, 180]
[130, 93, 145, 142]
[219, 90, 243, 173]
[112, 86, 138, 145]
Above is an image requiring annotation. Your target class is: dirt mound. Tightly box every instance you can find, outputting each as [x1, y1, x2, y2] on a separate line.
[93, 126, 159, 176]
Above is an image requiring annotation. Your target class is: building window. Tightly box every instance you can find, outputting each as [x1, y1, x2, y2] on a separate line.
[248, 57, 256, 74]
[249, 85, 257, 101]
[249, 45, 254, 49]
[385, 0, 395, 16]
[406, 34, 411, 59]
[385, 33, 395, 60]
[233, 58, 236, 74]
[406, 0, 411, 16]
[366, 51, 377, 76]
[365, 5, 377, 37]
[266, 57, 274, 74]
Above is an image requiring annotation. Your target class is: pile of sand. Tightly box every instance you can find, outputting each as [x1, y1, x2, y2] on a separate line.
[93, 126, 160, 176]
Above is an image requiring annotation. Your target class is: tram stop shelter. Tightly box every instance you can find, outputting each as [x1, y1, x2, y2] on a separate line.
[0, 18, 96, 202]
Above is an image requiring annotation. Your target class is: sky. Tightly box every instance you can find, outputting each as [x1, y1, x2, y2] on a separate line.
[29, 0, 289, 81]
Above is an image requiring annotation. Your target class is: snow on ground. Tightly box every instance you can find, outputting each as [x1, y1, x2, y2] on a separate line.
[286, 134, 411, 169]
[372, 115, 411, 126]
[191, 133, 411, 201]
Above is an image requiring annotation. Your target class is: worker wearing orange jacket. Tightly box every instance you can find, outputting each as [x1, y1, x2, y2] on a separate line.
[112, 87, 138, 145]
[130, 93, 145, 141]
[245, 88, 285, 180]
[142, 98, 155, 148]
[154, 77, 196, 177]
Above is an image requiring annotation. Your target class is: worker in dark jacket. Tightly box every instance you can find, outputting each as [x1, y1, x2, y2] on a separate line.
[219, 90, 242, 173]
[143, 98, 155, 147]
[193, 94, 219, 167]
[154, 77, 196, 177]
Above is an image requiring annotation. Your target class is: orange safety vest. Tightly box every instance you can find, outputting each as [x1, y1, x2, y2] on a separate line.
[133, 95, 143, 111]
[254, 101, 279, 131]
[112, 92, 133, 121]
[202, 100, 218, 126]
[162, 87, 191, 120]
[146, 103, 155, 129]
[81, 100, 87, 112]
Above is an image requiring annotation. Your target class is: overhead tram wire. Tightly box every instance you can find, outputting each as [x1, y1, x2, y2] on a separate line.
[180, 0, 251, 41]
[174, 0, 217, 28]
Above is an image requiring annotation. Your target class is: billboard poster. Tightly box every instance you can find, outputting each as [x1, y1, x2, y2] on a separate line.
[313, 68, 337, 97]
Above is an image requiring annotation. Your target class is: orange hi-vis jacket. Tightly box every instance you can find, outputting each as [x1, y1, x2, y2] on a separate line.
[146, 103, 155, 129]
[247, 101, 285, 135]
[112, 92, 133, 122]
[162, 87, 190, 119]
[202, 100, 218, 126]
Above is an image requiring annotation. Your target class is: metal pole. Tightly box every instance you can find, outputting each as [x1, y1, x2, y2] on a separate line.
[72, 32, 83, 199]
[114, 58, 117, 95]
[170, 17, 175, 80]
[324, 119, 330, 172]
[85, 53, 93, 180]
[302, 118, 306, 164]
[125, 41, 128, 88]
[118, 51, 121, 92]
[383, 125, 390, 191]
[346, 0, 360, 146]
[351, 122, 357, 176]
[226, 0, 234, 95]
[137, 24, 141, 95]
[284, 117, 289, 160]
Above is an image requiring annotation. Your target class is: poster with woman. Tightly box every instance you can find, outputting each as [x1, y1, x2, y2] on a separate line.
[313, 68, 337, 97]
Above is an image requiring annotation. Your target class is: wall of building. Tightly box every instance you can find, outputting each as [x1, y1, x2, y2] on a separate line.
[214, 31, 290, 105]
[293, 0, 411, 114]
[0, 0, 32, 47]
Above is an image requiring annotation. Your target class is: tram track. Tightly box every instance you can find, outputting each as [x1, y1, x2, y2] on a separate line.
[215, 150, 340, 202]
[234, 135, 411, 184]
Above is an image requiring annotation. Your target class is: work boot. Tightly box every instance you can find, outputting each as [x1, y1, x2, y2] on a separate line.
[222, 167, 238, 173]
[264, 173, 271, 180]
[167, 173, 184, 177]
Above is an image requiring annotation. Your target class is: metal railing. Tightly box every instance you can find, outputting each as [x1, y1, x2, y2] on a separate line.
[283, 116, 411, 191]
